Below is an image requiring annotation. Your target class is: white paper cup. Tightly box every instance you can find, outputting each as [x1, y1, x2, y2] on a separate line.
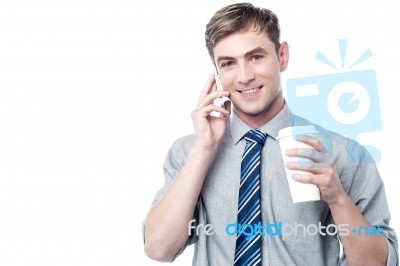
[277, 125, 321, 203]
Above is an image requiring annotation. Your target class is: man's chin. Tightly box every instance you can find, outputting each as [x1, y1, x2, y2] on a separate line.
[233, 105, 265, 117]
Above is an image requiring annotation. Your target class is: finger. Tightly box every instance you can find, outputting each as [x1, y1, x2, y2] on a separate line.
[285, 160, 333, 171]
[291, 173, 318, 185]
[223, 100, 232, 112]
[295, 134, 326, 152]
[198, 90, 230, 107]
[291, 172, 334, 189]
[196, 104, 230, 118]
[285, 148, 325, 162]
[285, 161, 331, 174]
[197, 74, 217, 104]
[220, 100, 232, 119]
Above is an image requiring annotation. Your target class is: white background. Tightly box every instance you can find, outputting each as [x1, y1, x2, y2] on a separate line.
[0, 0, 399, 265]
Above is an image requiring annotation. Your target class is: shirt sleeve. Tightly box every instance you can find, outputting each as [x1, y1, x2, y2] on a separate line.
[142, 136, 199, 261]
[338, 141, 398, 265]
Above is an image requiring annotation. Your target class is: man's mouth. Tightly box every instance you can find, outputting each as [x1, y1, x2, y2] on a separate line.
[239, 86, 262, 94]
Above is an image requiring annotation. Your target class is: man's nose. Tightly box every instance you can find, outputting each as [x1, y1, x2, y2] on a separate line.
[237, 63, 255, 84]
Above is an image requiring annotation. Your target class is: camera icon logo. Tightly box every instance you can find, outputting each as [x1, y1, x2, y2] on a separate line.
[286, 39, 382, 162]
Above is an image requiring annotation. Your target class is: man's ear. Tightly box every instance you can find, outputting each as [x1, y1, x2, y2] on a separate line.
[278, 41, 289, 72]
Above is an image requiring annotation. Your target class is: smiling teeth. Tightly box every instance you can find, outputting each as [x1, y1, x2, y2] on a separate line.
[241, 87, 260, 94]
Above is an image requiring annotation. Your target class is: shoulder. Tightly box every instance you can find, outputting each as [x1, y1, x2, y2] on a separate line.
[168, 134, 196, 159]
[161, 134, 195, 172]
[171, 134, 195, 150]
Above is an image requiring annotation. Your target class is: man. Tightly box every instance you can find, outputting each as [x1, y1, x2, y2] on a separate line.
[143, 3, 398, 265]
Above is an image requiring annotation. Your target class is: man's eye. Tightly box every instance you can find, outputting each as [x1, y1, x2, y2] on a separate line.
[250, 54, 264, 60]
[221, 61, 233, 68]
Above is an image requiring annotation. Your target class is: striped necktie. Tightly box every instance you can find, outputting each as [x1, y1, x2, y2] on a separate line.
[234, 129, 267, 266]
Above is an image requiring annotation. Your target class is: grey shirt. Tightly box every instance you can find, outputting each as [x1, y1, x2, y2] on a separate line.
[147, 104, 398, 265]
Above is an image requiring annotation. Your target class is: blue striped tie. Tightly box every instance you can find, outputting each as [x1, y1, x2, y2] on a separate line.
[234, 129, 267, 266]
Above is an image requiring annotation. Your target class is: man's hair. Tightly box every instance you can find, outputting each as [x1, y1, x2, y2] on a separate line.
[205, 3, 281, 61]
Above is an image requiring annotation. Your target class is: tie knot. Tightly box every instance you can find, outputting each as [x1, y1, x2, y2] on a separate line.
[245, 129, 267, 145]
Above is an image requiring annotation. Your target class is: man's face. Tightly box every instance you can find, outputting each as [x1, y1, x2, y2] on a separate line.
[213, 29, 289, 126]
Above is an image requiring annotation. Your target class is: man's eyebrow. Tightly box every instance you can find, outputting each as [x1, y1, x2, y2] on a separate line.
[244, 47, 268, 57]
[216, 47, 268, 64]
[216, 55, 234, 64]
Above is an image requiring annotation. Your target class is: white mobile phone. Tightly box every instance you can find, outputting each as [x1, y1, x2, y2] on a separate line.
[214, 72, 224, 108]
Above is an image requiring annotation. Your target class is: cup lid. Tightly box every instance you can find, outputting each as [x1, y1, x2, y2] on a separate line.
[277, 125, 318, 140]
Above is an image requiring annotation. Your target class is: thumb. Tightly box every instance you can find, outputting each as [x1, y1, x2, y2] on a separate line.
[222, 100, 232, 118]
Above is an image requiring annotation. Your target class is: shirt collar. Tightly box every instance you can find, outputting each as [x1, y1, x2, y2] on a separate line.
[230, 101, 293, 144]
